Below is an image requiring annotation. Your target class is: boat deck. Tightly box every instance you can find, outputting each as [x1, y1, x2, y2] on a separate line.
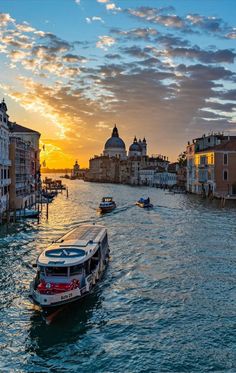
[62, 225, 103, 243]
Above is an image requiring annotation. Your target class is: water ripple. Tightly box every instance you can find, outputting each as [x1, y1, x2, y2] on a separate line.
[0, 179, 236, 372]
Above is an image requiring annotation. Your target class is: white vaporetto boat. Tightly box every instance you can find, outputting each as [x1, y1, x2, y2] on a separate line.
[30, 224, 109, 323]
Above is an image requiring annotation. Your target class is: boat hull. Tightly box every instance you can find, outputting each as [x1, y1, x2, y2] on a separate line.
[136, 202, 153, 208]
[98, 204, 116, 213]
[16, 210, 40, 218]
[30, 257, 109, 324]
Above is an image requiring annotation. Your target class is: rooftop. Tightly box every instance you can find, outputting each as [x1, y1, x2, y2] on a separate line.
[10, 122, 40, 135]
[198, 140, 236, 152]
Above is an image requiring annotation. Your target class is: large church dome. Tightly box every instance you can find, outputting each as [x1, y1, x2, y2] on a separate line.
[103, 125, 127, 159]
[104, 125, 125, 150]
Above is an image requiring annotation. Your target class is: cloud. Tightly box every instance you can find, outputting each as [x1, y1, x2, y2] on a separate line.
[105, 53, 122, 59]
[62, 53, 87, 63]
[120, 45, 150, 59]
[0, 13, 15, 26]
[186, 14, 226, 33]
[9, 49, 30, 61]
[86, 16, 104, 24]
[96, 35, 115, 50]
[126, 7, 184, 28]
[16, 22, 35, 33]
[97, 0, 110, 2]
[125, 7, 236, 39]
[225, 30, 236, 39]
[110, 27, 158, 40]
[75, 0, 80, 4]
[166, 47, 236, 64]
[106, 3, 121, 12]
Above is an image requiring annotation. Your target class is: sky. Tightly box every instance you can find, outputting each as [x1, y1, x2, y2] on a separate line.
[0, 0, 235, 168]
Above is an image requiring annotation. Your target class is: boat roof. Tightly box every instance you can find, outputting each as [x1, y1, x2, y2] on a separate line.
[102, 196, 113, 201]
[37, 224, 107, 267]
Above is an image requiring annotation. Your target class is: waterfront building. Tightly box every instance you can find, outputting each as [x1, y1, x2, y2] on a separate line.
[71, 160, 80, 178]
[139, 167, 157, 186]
[186, 134, 236, 197]
[9, 123, 41, 210]
[87, 124, 170, 185]
[0, 99, 11, 217]
[10, 122, 41, 191]
[71, 160, 88, 179]
[140, 164, 178, 188]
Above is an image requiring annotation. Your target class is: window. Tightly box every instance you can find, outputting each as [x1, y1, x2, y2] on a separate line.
[223, 153, 228, 165]
[70, 264, 83, 275]
[200, 155, 207, 165]
[223, 170, 228, 181]
[45, 267, 68, 276]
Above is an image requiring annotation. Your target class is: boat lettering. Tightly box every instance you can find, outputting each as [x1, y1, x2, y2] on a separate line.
[61, 292, 73, 301]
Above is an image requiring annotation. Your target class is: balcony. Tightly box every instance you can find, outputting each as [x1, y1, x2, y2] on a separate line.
[198, 177, 208, 183]
[0, 158, 11, 166]
[0, 178, 11, 187]
[198, 163, 208, 169]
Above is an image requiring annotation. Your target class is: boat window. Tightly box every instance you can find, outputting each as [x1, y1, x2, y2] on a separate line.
[45, 266, 68, 276]
[90, 247, 101, 271]
[39, 266, 46, 275]
[70, 264, 83, 275]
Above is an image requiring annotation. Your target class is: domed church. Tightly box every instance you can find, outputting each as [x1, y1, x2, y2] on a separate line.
[103, 125, 127, 159]
[129, 137, 147, 157]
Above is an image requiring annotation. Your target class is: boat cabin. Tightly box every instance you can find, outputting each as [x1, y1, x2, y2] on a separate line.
[37, 225, 108, 284]
[102, 197, 113, 203]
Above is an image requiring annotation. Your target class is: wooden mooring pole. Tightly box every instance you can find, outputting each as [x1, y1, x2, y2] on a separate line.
[46, 201, 49, 220]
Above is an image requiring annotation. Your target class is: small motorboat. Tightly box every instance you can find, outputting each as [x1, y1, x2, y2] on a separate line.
[98, 197, 116, 213]
[16, 208, 40, 218]
[30, 224, 110, 324]
[136, 197, 153, 208]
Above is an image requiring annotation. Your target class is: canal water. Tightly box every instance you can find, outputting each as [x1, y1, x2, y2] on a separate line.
[0, 178, 236, 372]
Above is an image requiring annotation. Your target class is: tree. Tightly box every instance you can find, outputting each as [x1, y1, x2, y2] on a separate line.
[177, 151, 187, 166]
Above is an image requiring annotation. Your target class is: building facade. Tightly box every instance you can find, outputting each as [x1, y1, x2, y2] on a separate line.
[186, 134, 236, 197]
[9, 123, 41, 210]
[0, 99, 11, 217]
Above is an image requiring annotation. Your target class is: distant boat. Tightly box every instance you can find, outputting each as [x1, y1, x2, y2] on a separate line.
[98, 197, 116, 213]
[30, 224, 110, 324]
[136, 197, 153, 208]
[16, 208, 40, 218]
